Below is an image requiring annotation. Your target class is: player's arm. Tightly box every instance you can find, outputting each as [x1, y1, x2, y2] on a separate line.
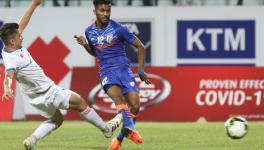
[74, 35, 96, 57]
[132, 37, 151, 84]
[18, 0, 42, 33]
[2, 71, 15, 100]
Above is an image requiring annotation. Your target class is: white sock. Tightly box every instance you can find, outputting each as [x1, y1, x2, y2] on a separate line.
[80, 107, 106, 131]
[32, 120, 58, 141]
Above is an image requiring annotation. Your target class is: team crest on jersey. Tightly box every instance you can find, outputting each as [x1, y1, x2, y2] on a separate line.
[106, 34, 113, 43]
[20, 53, 24, 58]
[130, 81, 135, 87]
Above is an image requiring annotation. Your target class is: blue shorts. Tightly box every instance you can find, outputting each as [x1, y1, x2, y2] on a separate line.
[99, 67, 139, 94]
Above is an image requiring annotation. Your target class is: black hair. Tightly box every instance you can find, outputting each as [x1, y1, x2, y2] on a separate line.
[0, 23, 19, 45]
[93, 0, 111, 6]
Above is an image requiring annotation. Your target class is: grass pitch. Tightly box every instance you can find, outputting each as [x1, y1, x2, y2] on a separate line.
[0, 121, 264, 150]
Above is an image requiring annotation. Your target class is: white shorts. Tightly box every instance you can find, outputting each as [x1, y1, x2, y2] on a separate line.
[29, 85, 71, 119]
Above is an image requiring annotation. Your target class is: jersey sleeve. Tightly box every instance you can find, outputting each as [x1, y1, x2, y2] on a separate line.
[85, 28, 93, 48]
[84, 28, 97, 56]
[2, 53, 18, 71]
[118, 24, 136, 44]
[85, 29, 89, 42]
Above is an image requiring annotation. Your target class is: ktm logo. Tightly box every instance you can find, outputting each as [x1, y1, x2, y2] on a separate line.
[88, 74, 171, 113]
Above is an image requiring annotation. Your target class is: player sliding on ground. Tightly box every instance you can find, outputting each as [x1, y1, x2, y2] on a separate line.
[0, 0, 121, 149]
[74, 0, 151, 149]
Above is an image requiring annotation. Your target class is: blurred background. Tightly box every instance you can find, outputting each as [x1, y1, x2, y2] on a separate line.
[1, 0, 264, 7]
[0, 0, 264, 123]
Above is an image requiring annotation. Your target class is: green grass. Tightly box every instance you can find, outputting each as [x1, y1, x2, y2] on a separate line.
[0, 121, 264, 150]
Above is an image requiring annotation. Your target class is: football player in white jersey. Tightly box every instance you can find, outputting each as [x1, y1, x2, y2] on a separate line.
[0, 0, 121, 150]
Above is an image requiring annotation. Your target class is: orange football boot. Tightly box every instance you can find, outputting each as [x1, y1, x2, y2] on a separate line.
[108, 138, 122, 150]
[122, 127, 143, 144]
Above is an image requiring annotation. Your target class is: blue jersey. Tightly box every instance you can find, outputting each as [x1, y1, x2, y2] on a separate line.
[85, 20, 136, 73]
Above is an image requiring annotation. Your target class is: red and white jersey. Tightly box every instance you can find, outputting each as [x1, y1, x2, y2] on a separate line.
[2, 47, 54, 97]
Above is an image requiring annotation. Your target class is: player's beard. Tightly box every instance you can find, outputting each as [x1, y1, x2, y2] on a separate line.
[97, 18, 109, 28]
[102, 18, 109, 25]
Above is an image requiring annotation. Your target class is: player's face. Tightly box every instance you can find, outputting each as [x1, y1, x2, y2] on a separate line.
[94, 4, 111, 25]
[10, 30, 23, 49]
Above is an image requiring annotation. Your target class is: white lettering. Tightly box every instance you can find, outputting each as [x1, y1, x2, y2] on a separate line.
[199, 80, 238, 89]
[233, 90, 245, 106]
[240, 80, 264, 89]
[205, 29, 223, 51]
[225, 28, 245, 51]
[186, 28, 246, 51]
[196, 90, 205, 106]
[196, 90, 247, 106]
[218, 91, 229, 105]
[205, 91, 217, 106]
[187, 29, 205, 51]
[140, 90, 160, 100]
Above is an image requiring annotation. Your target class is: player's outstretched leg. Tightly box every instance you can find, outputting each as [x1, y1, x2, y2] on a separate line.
[23, 110, 63, 150]
[23, 135, 37, 150]
[104, 113, 123, 138]
[69, 91, 121, 138]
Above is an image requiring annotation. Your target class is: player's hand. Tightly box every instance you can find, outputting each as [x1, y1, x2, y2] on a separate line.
[2, 89, 14, 101]
[139, 73, 151, 85]
[32, 0, 43, 6]
[74, 35, 87, 46]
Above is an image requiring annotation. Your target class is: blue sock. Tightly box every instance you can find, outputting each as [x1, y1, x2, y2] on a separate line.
[117, 118, 136, 142]
[118, 109, 135, 129]
[117, 127, 125, 142]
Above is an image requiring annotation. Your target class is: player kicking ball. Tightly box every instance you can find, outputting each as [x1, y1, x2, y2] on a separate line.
[74, 0, 151, 149]
[0, 0, 121, 149]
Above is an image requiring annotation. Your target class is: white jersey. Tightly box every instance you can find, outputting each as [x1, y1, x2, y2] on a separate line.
[2, 47, 54, 98]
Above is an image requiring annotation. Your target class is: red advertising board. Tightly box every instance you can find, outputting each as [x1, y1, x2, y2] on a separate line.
[68, 67, 264, 122]
[0, 65, 15, 121]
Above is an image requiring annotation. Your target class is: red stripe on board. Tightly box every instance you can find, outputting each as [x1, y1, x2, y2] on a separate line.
[0, 65, 15, 121]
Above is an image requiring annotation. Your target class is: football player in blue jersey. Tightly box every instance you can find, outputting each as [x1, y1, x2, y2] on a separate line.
[74, 0, 151, 149]
[0, 0, 122, 149]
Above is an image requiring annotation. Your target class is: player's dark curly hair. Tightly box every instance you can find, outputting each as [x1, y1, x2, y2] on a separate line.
[0, 23, 19, 45]
[93, 0, 111, 6]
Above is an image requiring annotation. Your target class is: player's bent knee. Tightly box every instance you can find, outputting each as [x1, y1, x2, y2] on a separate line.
[52, 116, 63, 127]
[55, 118, 63, 127]
[69, 92, 88, 112]
[76, 99, 88, 112]
[78, 98, 88, 112]
[51, 110, 64, 127]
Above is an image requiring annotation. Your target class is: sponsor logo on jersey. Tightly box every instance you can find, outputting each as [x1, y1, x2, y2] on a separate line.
[106, 34, 113, 43]
[20, 53, 24, 58]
